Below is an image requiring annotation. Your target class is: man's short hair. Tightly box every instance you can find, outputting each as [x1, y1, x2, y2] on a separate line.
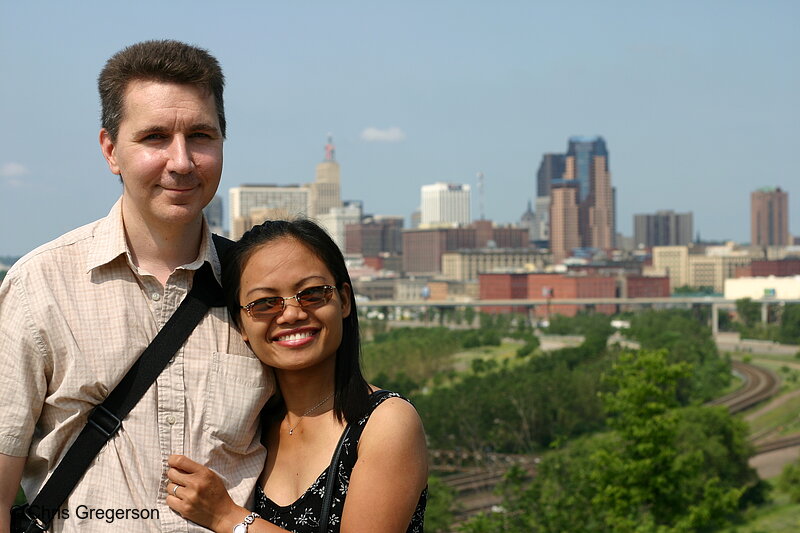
[98, 39, 226, 141]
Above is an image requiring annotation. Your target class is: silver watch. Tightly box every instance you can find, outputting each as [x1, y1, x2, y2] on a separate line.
[233, 512, 260, 533]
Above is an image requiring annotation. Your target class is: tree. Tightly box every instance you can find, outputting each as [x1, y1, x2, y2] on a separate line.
[463, 306, 476, 326]
[591, 351, 752, 531]
[459, 350, 758, 532]
[778, 303, 800, 344]
[778, 458, 800, 503]
[736, 298, 761, 328]
[424, 476, 457, 532]
[626, 309, 730, 403]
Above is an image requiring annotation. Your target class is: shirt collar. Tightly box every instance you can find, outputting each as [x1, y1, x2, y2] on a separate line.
[85, 197, 222, 285]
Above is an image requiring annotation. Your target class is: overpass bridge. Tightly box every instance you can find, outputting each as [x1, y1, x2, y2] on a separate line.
[358, 297, 800, 335]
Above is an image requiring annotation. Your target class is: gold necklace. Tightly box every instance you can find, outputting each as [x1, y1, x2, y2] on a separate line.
[286, 392, 334, 435]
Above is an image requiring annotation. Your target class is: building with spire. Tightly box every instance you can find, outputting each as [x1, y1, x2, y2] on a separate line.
[310, 134, 342, 218]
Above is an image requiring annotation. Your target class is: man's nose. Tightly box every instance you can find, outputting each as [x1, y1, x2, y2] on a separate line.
[166, 136, 195, 174]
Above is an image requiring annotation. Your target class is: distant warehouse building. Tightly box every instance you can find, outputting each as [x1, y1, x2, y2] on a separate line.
[724, 276, 800, 300]
[479, 272, 669, 316]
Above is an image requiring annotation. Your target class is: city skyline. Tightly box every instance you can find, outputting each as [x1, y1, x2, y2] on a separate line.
[1, 1, 798, 256]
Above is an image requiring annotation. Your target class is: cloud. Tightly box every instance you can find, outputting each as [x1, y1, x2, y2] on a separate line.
[1, 162, 30, 177]
[360, 127, 406, 143]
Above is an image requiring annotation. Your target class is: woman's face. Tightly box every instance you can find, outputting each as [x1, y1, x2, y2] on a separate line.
[237, 237, 351, 373]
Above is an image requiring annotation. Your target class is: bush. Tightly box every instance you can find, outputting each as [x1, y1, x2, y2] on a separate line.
[779, 460, 800, 503]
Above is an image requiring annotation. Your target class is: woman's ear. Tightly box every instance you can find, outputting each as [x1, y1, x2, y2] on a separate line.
[340, 283, 352, 319]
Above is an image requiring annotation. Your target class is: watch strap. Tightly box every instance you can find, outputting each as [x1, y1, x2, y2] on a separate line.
[233, 511, 260, 533]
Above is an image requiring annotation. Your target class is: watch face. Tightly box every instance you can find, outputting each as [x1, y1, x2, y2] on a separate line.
[233, 525, 246, 533]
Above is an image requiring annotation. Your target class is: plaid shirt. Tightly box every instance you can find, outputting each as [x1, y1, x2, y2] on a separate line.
[0, 199, 274, 532]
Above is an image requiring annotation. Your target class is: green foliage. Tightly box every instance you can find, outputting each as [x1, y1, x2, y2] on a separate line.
[544, 312, 614, 337]
[736, 298, 762, 328]
[362, 327, 463, 385]
[626, 309, 731, 403]
[515, 338, 538, 358]
[424, 476, 457, 532]
[371, 371, 420, 396]
[460, 350, 758, 532]
[16, 486, 26, 505]
[778, 459, 800, 503]
[416, 339, 608, 453]
[673, 285, 716, 295]
[464, 306, 476, 326]
[778, 303, 800, 344]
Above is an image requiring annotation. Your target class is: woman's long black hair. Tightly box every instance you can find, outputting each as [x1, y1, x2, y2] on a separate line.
[221, 219, 371, 425]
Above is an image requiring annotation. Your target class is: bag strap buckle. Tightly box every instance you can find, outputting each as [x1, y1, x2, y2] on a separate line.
[87, 404, 122, 438]
[23, 506, 48, 533]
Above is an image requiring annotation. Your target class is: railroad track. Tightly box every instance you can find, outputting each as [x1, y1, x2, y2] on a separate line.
[706, 360, 780, 414]
[704, 361, 800, 455]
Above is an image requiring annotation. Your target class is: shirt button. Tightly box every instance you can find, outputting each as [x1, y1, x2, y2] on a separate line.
[166, 415, 176, 425]
[152, 293, 161, 301]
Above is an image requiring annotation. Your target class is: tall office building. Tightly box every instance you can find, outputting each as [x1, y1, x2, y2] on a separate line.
[317, 201, 362, 251]
[532, 196, 550, 244]
[420, 182, 471, 227]
[228, 184, 310, 239]
[633, 210, 693, 248]
[536, 153, 566, 198]
[203, 195, 224, 235]
[548, 136, 615, 260]
[549, 184, 581, 262]
[532, 153, 566, 244]
[751, 187, 790, 247]
[310, 134, 342, 217]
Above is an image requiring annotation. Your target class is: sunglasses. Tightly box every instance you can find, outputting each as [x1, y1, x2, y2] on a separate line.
[240, 285, 336, 319]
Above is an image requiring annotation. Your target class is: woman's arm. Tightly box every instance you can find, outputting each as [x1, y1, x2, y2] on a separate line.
[339, 397, 428, 533]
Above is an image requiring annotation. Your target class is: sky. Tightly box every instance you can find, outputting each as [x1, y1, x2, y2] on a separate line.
[1, 1, 798, 257]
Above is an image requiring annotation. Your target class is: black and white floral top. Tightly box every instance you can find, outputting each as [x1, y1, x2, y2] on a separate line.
[254, 390, 427, 532]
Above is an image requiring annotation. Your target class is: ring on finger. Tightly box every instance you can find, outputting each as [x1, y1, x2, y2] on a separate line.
[172, 484, 180, 497]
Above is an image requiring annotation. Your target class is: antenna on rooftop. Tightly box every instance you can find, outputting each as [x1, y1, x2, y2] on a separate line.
[477, 171, 485, 220]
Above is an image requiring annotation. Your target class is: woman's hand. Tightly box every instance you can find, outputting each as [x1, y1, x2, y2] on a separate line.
[166, 454, 249, 533]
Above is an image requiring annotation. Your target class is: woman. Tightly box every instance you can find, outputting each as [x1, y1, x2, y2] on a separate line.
[165, 219, 428, 533]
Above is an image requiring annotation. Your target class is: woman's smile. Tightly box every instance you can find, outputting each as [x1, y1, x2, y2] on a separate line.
[272, 328, 319, 347]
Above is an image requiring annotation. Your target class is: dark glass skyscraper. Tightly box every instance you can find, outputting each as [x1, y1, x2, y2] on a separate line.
[548, 136, 615, 257]
[536, 153, 566, 198]
[564, 136, 608, 203]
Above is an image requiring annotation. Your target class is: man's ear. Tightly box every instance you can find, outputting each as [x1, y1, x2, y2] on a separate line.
[99, 129, 121, 175]
[340, 283, 352, 319]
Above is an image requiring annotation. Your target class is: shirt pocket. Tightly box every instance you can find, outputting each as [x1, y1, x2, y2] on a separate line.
[202, 351, 271, 453]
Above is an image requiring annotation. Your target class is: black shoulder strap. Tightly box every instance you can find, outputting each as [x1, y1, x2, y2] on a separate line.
[318, 424, 350, 533]
[212, 233, 235, 261]
[317, 390, 394, 533]
[19, 262, 224, 532]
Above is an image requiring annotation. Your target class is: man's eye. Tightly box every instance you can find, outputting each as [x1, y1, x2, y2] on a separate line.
[190, 132, 214, 139]
[142, 133, 166, 141]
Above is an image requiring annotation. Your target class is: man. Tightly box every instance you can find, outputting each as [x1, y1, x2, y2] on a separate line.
[0, 40, 272, 532]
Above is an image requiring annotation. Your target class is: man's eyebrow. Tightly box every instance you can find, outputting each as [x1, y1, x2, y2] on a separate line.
[188, 123, 221, 133]
[131, 123, 221, 138]
[131, 126, 166, 138]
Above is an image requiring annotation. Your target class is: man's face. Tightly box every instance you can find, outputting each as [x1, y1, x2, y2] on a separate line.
[100, 80, 223, 231]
